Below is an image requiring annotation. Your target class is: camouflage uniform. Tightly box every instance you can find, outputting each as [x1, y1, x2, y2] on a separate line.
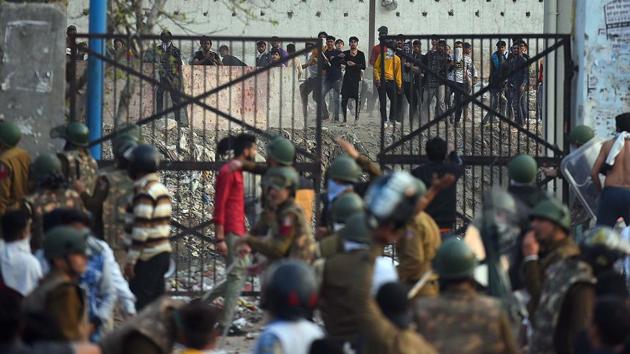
[413, 287, 519, 354]
[100, 296, 183, 354]
[318, 233, 343, 259]
[100, 167, 134, 264]
[58, 149, 99, 196]
[245, 199, 316, 263]
[24, 188, 84, 251]
[396, 211, 441, 298]
[528, 258, 595, 354]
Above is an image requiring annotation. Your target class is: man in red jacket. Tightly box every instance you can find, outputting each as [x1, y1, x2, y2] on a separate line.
[205, 133, 257, 335]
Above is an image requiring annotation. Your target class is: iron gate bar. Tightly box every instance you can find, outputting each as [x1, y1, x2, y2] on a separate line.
[379, 155, 563, 166]
[171, 220, 208, 239]
[84, 44, 319, 161]
[378, 36, 568, 156]
[98, 160, 320, 173]
[75, 33, 320, 42]
[171, 219, 215, 241]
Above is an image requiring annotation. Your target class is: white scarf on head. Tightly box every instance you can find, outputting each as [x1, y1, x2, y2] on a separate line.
[605, 132, 630, 166]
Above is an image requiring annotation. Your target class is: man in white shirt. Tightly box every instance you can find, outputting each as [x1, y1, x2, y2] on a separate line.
[0, 209, 42, 296]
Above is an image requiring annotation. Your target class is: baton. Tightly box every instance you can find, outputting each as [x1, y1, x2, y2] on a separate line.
[407, 270, 434, 300]
[201, 260, 239, 302]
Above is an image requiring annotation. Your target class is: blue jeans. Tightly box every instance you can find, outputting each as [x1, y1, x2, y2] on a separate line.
[596, 186, 630, 227]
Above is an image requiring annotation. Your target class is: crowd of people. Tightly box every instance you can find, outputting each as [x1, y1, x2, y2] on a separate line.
[68, 25, 543, 130]
[1, 109, 630, 354]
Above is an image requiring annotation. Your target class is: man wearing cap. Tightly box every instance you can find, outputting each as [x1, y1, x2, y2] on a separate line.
[155, 30, 187, 127]
[522, 198, 595, 354]
[413, 238, 518, 354]
[0, 121, 30, 216]
[23, 226, 90, 342]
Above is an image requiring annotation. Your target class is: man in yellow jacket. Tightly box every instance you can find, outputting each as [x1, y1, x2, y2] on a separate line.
[374, 48, 403, 126]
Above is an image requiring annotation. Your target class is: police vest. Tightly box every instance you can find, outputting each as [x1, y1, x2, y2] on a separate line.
[100, 296, 183, 354]
[529, 258, 595, 354]
[58, 150, 98, 195]
[102, 169, 134, 250]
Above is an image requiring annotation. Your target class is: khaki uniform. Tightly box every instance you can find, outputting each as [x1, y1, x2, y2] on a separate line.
[360, 246, 437, 354]
[318, 233, 343, 259]
[23, 270, 88, 341]
[24, 188, 84, 250]
[245, 199, 316, 262]
[319, 248, 372, 340]
[101, 297, 182, 354]
[397, 212, 441, 298]
[58, 149, 98, 196]
[529, 258, 595, 354]
[0, 146, 31, 215]
[522, 237, 580, 315]
[413, 286, 519, 354]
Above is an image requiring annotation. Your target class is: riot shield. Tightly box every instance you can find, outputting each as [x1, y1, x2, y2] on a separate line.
[560, 137, 605, 220]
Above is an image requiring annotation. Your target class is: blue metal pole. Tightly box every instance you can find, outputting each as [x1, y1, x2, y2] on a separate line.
[86, 0, 107, 159]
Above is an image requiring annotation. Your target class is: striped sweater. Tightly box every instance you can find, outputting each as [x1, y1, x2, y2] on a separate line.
[126, 173, 172, 264]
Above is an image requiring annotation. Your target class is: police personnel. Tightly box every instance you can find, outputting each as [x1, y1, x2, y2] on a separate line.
[413, 238, 519, 354]
[317, 192, 364, 259]
[22, 226, 90, 342]
[124, 144, 173, 311]
[51, 122, 99, 196]
[0, 120, 30, 216]
[237, 166, 315, 263]
[523, 198, 596, 354]
[24, 153, 84, 250]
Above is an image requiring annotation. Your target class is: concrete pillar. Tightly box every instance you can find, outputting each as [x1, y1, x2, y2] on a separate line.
[0, 3, 66, 155]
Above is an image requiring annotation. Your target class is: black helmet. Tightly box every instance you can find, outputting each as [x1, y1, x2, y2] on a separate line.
[126, 144, 161, 175]
[261, 260, 318, 320]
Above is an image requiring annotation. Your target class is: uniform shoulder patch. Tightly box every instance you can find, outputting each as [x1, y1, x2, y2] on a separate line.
[0, 162, 9, 180]
[279, 215, 295, 237]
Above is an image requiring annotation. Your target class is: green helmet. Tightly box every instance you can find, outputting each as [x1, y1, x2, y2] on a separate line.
[508, 154, 538, 184]
[568, 125, 595, 146]
[51, 122, 90, 147]
[264, 166, 299, 191]
[331, 192, 364, 224]
[127, 144, 161, 174]
[338, 212, 372, 244]
[0, 121, 22, 148]
[433, 238, 479, 279]
[482, 188, 517, 215]
[530, 198, 571, 231]
[43, 226, 88, 260]
[328, 155, 362, 184]
[266, 137, 295, 166]
[31, 153, 63, 181]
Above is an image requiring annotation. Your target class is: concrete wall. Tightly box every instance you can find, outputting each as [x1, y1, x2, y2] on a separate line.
[574, 0, 630, 137]
[68, 0, 545, 43]
[0, 3, 66, 154]
[99, 62, 309, 130]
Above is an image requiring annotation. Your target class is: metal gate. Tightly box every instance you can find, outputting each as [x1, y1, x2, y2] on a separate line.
[376, 34, 573, 232]
[68, 33, 324, 296]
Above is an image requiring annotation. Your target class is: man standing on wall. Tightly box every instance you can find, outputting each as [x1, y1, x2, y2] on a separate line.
[256, 41, 272, 67]
[422, 38, 449, 125]
[374, 46, 402, 127]
[367, 26, 390, 116]
[192, 37, 222, 65]
[483, 40, 508, 125]
[323, 35, 343, 122]
[155, 30, 187, 127]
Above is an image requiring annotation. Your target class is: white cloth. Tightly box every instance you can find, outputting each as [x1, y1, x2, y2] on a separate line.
[605, 132, 630, 166]
[100, 239, 136, 315]
[264, 319, 324, 354]
[0, 239, 43, 295]
[371, 256, 399, 295]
